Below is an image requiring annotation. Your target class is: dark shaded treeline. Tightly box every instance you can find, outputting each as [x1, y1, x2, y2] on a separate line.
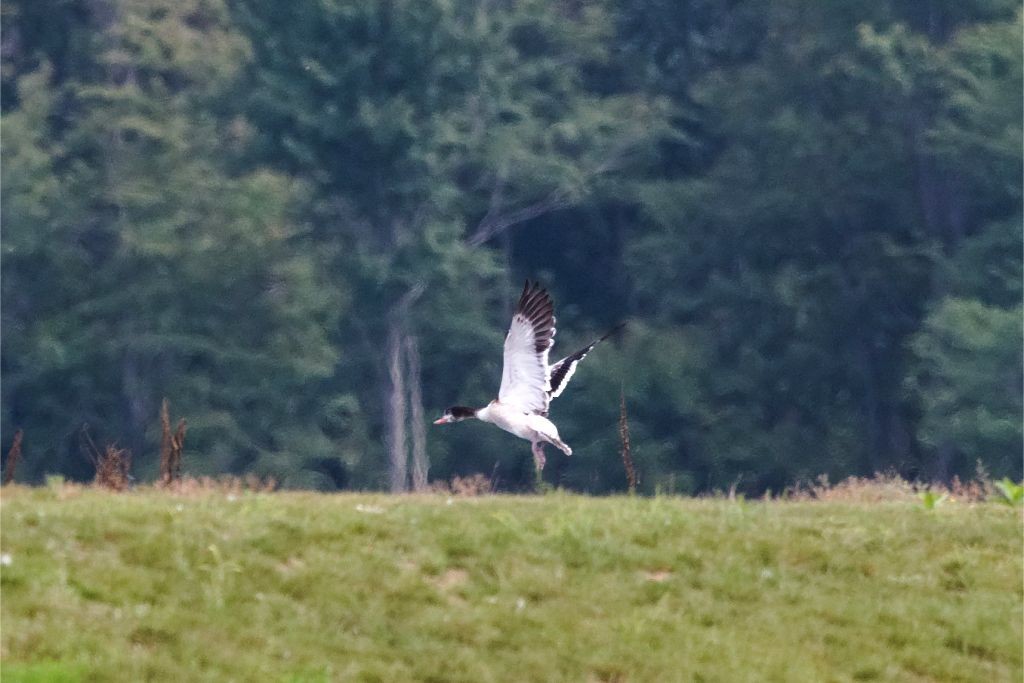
[2, 0, 1021, 493]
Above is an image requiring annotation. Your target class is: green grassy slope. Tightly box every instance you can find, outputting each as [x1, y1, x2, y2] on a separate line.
[1, 487, 1021, 682]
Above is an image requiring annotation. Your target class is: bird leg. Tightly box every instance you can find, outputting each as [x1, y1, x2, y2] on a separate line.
[548, 437, 572, 456]
[531, 441, 546, 472]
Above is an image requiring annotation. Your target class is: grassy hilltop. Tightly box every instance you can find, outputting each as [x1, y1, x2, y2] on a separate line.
[1, 486, 1021, 682]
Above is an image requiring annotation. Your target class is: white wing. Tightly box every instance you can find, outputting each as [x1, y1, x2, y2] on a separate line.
[498, 281, 556, 415]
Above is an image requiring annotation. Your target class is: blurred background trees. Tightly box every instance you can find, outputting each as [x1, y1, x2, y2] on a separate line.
[2, 0, 1020, 493]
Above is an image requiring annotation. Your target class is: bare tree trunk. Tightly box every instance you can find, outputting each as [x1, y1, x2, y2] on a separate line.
[384, 284, 427, 493]
[385, 318, 409, 493]
[405, 333, 429, 491]
[465, 136, 640, 247]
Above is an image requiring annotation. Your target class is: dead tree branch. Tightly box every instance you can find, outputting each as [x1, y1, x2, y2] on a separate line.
[466, 134, 643, 247]
[159, 399, 187, 486]
[3, 429, 24, 485]
[619, 387, 637, 494]
[467, 189, 573, 247]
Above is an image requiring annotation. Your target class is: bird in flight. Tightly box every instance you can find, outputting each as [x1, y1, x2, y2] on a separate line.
[433, 280, 622, 471]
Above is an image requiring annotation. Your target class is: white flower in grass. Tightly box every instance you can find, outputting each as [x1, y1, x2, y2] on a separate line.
[0, 553, 11, 566]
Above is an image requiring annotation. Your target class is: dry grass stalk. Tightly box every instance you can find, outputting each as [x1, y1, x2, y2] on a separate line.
[93, 445, 133, 491]
[159, 399, 187, 486]
[619, 388, 637, 494]
[947, 474, 992, 502]
[431, 473, 495, 497]
[783, 471, 993, 504]
[785, 472, 913, 502]
[161, 474, 278, 496]
[80, 425, 132, 491]
[3, 428, 24, 485]
[452, 473, 494, 496]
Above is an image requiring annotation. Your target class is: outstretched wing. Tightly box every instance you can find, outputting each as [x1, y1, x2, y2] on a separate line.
[498, 281, 556, 414]
[548, 323, 625, 400]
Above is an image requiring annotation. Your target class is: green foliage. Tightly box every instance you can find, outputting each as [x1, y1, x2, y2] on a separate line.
[918, 489, 949, 510]
[907, 217, 1022, 480]
[1, 488, 1021, 680]
[2, 0, 344, 483]
[1, 0, 1021, 492]
[993, 478, 1024, 506]
[909, 298, 1023, 477]
[898, 11, 1023, 482]
[617, 2, 1022, 490]
[2, 660, 86, 683]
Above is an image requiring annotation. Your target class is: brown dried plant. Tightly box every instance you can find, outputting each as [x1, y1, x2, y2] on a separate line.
[93, 445, 133, 491]
[786, 472, 915, 502]
[431, 473, 495, 497]
[159, 399, 187, 486]
[81, 426, 132, 491]
[451, 473, 495, 496]
[3, 428, 24, 485]
[162, 474, 277, 496]
[784, 470, 993, 504]
[619, 388, 637, 494]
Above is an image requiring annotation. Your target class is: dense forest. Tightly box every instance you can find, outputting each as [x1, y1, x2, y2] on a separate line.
[2, 0, 1021, 494]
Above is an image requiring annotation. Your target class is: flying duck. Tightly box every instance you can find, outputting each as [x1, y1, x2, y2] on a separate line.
[433, 280, 621, 471]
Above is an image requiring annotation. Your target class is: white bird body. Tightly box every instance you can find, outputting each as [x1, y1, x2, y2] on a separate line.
[475, 402, 569, 454]
[434, 281, 620, 471]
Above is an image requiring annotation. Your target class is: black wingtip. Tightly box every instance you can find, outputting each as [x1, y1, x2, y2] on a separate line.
[599, 322, 627, 343]
[516, 279, 553, 317]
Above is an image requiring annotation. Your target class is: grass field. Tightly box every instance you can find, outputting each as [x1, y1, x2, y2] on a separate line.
[1, 485, 1021, 682]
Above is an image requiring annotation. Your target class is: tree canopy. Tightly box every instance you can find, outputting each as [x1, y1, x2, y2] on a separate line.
[2, 0, 1020, 493]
